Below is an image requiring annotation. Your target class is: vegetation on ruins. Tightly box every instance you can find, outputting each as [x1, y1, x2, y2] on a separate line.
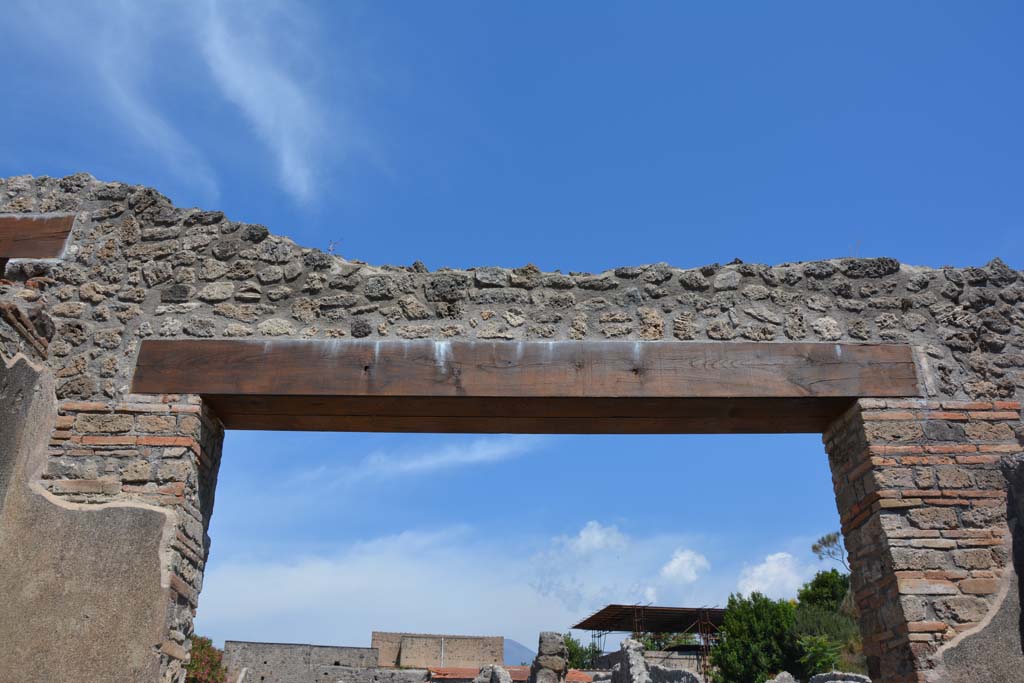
[710, 567, 865, 682]
[185, 636, 227, 683]
[709, 592, 800, 683]
[564, 633, 603, 669]
[796, 634, 841, 674]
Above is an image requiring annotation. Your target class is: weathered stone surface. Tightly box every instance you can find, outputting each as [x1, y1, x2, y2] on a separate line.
[529, 632, 569, 683]
[808, 673, 872, 683]
[608, 640, 701, 683]
[0, 356, 168, 682]
[474, 665, 514, 683]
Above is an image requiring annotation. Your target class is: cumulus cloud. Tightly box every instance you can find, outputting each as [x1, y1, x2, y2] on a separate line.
[737, 552, 815, 599]
[659, 549, 710, 584]
[531, 522, 722, 614]
[297, 435, 545, 486]
[564, 521, 628, 555]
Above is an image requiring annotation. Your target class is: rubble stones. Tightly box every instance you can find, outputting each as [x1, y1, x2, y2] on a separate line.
[807, 674, 871, 683]
[608, 640, 701, 683]
[474, 666, 513, 683]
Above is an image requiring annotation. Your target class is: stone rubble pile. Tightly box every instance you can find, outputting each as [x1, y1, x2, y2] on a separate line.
[474, 665, 513, 683]
[766, 673, 871, 683]
[807, 673, 872, 683]
[608, 640, 701, 683]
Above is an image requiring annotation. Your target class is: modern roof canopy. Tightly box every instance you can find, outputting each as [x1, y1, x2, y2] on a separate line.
[571, 604, 725, 633]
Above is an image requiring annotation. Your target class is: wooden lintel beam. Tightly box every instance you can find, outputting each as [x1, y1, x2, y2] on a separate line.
[0, 214, 76, 259]
[132, 340, 920, 434]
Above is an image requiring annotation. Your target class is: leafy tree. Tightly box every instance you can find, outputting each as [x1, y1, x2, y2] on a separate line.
[186, 636, 227, 683]
[794, 573, 867, 676]
[631, 632, 697, 651]
[797, 570, 850, 612]
[811, 532, 849, 571]
[797, 635, 840, 675]
[710, 593, 799, 683]
[794, 604, 858, 645]
[564, 633, 602, 669]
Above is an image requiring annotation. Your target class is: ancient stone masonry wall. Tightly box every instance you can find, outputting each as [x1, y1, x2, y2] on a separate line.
[0, 171, 1023, 683]
[824, 398, 1021, 683]
[1, 174, 1022, 404]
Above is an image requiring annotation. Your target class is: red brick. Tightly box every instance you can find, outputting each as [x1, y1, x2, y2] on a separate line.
[136, 435, 198, 449]
[955, 455, 1003, 464]
[81, 435, 137, 446]
[924, 444, 977, 454]
[908, 621, 948, 632]
[969, 411, 1021, 421]
[958, 578, 999, 595]
[941, 401, 994, 410]
[59, 401, 110, 413]
[114, 402, 169, 413]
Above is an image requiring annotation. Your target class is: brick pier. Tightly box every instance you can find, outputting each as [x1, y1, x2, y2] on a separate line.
[825, 399, 1021, 682]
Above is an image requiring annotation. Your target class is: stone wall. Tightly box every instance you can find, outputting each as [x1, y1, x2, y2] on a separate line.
[0, 173, 1022, 682]
[222, 641, 379, 683]
[372, 632, 503, 668]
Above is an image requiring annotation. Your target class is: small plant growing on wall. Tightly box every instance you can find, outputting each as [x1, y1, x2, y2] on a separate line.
[186, 636, 227, 683]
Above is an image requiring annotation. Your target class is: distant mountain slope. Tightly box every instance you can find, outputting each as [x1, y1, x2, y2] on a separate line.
[504, 638, 536, 666]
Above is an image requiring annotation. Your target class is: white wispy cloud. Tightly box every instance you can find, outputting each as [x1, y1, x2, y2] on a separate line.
[737, 551, 816, 599]
[298, 435, 546, 486]
[10, 1, 219, 197]
[199, 0, 328, 203]
[8, 0, 335, 203]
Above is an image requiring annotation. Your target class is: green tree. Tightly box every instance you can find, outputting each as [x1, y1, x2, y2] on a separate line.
[797, 570, 850, 612]
[797, 635, 841, 675]
[186, 636, 227, 683]
[710, 593, 799, 683]
[563, 633, 602, 669]
[811, 532, 849, 571]
[794, 572, 866, 676]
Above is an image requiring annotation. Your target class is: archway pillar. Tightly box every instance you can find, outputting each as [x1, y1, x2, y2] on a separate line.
[50, 393, 225, 682]
[824, 398, 1021, 683]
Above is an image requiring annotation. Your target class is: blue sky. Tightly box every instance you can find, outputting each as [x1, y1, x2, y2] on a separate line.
[2, 0, 1021, 651]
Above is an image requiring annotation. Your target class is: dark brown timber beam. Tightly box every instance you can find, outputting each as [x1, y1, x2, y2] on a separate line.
[0, 214, 76, 259]
[132, 339, 921, 433]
